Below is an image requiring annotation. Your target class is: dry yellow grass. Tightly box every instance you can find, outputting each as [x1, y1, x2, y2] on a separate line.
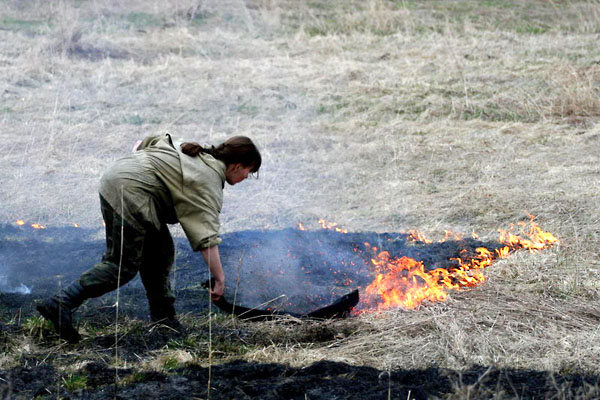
[1, 0, 600, 395]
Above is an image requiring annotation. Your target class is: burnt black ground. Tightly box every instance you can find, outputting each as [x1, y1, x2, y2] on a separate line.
[0, 223, 502, 319]
[2, 358, 599, 399]
[4, 224, 594, 399]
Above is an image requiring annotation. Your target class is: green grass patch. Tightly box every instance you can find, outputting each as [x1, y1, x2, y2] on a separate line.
[125, 12, 162, 29]
[22, 316, 53, 340]
[124, 114, 146, 125]
[0, 17, 47, 34]
[211, 336, 253, 356]
[516, 24, 550, 35]
[62, 373, 88, 392]
[189, 12, 211, 27]
[308, 1, 337, 11]
[460, 104, 536, 122]
[162, 356, 180, 371]
[236, 102, 259, 116]
[122, 371, 155, 384]
[285, 0, 592, 36]
[317, 103, 343, 115]
[479, 0, 514, 8]
[167, 336, 199, 350]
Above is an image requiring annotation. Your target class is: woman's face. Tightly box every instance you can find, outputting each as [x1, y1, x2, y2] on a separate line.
[225, 163, 252, 185]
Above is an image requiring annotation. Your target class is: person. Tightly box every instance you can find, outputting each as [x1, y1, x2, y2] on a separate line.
[36, 133, 261, 343]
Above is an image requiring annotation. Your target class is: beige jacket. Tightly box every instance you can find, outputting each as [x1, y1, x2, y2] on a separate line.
[99, 134, 225, 250]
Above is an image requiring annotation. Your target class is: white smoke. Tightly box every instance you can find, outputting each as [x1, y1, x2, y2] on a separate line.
[0, 276, 32, 295]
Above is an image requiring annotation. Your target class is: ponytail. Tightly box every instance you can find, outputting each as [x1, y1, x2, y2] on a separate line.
[181, 136, 261, 173]
[180, 142, 212, 157]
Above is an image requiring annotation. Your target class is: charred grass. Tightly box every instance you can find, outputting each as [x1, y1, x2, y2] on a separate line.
[1, 0, 600, 398]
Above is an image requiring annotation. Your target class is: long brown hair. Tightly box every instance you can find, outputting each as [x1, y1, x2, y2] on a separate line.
[180, 136, 261, 173]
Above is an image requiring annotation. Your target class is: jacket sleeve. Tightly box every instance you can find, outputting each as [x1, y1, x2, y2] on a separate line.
[172, 155, 224, 251]
[176, 194, 222, 250]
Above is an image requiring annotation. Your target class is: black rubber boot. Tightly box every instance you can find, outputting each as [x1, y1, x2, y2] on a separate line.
[149, 298, 180, 330]
[36, 281, 88, 343]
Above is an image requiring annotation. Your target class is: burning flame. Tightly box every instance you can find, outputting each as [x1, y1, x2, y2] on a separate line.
[15, 220, 45, 229]
[318, 219, 348, 234]
[408, 230, 432, 244]
[497, 219, 559, 251]
[14, 220, 84, 229]
[360, 215, 559, 311]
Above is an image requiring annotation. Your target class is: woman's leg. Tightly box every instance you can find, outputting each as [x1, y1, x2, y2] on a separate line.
[78, 196, 144, 296]
[138, 224, 176, 322]
[37, 196, 145, 342]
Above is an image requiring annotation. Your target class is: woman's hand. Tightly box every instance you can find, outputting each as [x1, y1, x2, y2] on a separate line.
[201, 245, 226, 302]
[210, 279, 225, 301]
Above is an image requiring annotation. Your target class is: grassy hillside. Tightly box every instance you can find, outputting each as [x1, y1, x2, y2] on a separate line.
[1, 0, 599, 398]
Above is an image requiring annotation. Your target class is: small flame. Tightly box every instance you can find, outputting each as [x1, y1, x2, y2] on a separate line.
[408, 230, 432, 243]
[73, 223, 80, 228]
[16, 219, 46, 229]
[497, 216, 559, 251]
[360, 216, 558, 312]
[318, 219, 348, 234]
[298, 222, 306, 231]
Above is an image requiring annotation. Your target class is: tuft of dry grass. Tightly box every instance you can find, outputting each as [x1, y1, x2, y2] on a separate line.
[550, 64, 600, 120]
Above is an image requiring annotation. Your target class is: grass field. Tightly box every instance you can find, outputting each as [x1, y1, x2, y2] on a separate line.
[1, 0, 600, 398]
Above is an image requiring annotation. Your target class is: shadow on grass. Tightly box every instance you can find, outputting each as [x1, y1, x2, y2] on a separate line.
[1, 358, 599, 399]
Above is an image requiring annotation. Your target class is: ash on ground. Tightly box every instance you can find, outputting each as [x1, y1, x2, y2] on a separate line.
[0, 224, 501, 318]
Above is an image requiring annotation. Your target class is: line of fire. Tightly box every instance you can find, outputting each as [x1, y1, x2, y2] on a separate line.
[7, 215, 558, 317]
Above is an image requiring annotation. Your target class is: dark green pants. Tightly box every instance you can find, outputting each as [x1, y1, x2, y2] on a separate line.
[79, 196, 176, 319]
